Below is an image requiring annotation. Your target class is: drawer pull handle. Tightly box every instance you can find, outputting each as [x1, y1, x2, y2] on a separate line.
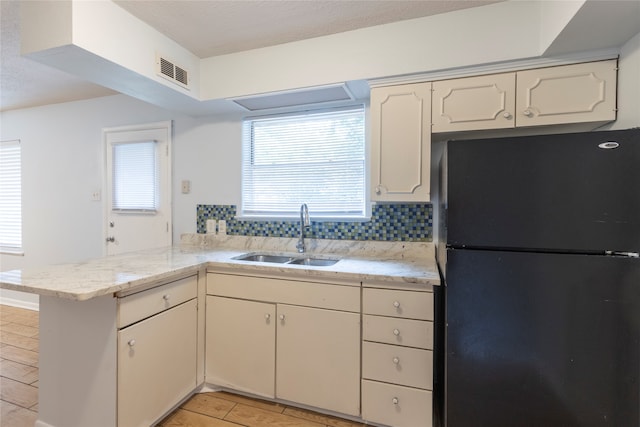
[279, 314, 285, 321]
[393, 301, 400, 308]
[393, 329, 400, 336]
[162, 294, 170, 301]
[265, 314, 271, 320]
[392, 397, 399, 405]
[393, 357, 400, 365]
[128, 339, 136, 347]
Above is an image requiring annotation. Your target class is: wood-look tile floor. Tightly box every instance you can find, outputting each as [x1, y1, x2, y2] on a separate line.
[1, 305, 366, 427]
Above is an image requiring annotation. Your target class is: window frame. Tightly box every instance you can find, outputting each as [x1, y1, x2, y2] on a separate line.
[110, 140, 160, 214]
[239, 105, 369, 222]
[0, 140, 23, 254]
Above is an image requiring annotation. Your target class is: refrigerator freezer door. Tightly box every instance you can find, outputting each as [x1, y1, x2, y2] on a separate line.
[446, 129, 640, 253]
[445, 249, 639, 427]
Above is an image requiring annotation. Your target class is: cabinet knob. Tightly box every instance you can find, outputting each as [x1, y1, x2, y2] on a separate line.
[265, 314, 271, 320]
[128, 339, 136, 347]
[375, 186, 382, 195]
[523, 109, 533, 117]
[393, 328, 400, 336]
[503, 112, 512, 119]
[279, 314, 285, 320]
[393, 301, 400, 308]
[392, 397, 399, 405]
[393, 357, 400, 365]
[162, 294, 170, 301]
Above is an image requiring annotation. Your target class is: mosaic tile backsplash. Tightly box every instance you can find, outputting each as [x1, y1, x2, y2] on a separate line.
[196, 204, 433, 242]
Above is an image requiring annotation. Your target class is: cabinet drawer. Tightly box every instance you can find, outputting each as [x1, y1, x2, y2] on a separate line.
[363, 288, 433, 320]
[118, 275, 198, 328]
[362, 379, 432, 427]
[363, 315, 433, 349]
[362, 341, 433, 390]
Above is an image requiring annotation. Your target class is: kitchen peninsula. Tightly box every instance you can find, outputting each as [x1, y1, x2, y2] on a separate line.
[0, 235, 440, 427]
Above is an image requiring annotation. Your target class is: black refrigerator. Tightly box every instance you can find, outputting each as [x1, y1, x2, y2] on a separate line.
[437, 128, 640, 427]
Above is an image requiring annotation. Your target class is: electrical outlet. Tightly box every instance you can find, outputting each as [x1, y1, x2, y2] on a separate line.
[91, 190, 101, 201]
[206, 219, 217, 234]
[218, 220, 227, 235]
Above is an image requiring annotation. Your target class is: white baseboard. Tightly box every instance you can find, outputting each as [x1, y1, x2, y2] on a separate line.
[0, 293, 39, 311]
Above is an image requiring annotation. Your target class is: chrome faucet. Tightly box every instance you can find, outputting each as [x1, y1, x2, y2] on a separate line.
[296, 203, 310, 253]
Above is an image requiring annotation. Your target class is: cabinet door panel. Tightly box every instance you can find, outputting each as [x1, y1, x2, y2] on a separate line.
[205, 296, 276, 398]
[370, 83, 431, 202]
[118, 299, 197, 427]
[276, 304, 360, 416]
[432, 73, 516, 132]
[516, 60, 617, 126]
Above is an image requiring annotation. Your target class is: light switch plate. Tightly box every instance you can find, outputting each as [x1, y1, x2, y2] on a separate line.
[181, 180, 191, 194]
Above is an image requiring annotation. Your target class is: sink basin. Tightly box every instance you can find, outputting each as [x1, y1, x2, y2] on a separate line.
[288, 257, 340, 267]
[233, 253, 339, 267]
[233, 254, 295, 263]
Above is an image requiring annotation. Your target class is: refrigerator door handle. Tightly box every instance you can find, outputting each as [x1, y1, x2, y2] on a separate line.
[605, 251, 639, 258]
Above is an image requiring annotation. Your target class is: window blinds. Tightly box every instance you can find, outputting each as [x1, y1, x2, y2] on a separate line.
[0, 140, 22, 251]
[112, 141, 159, 212]
[241, 107, 365, 219]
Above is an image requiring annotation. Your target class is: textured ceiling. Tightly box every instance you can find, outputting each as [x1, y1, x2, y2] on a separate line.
[114, 0, 500, 58]
[1, 0, 500, 112]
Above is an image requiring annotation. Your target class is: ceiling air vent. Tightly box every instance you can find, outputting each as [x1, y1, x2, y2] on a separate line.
[156, 54, 190, 89]
[231, 84, 355, 111]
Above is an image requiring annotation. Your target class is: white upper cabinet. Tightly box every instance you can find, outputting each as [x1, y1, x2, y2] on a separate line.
[516, 60, 617, 127]
[432, 60, 617, 132]
[370, 82, 432, 202]
[432, 73, 516, 132]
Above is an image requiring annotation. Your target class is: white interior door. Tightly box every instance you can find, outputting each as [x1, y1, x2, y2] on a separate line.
[104, 121, 171, 255]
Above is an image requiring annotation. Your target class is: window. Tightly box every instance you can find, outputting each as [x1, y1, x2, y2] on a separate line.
[241, 106, 366, 219]
[111, 141, 159, 212]
[0, 140, 22, 252]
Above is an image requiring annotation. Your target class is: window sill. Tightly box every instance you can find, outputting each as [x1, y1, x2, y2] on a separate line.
[236, 215, 371, 223]
[0, 248, 24, 256]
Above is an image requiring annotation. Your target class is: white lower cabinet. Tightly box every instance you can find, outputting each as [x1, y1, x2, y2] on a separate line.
[206, 272, 361, 417]
[115, 274, 199, 427]
[276, 304, 360, 416]
[205, 296, 276, 397]
[118, 299, 197, 427]
[361, 284, 435, 427]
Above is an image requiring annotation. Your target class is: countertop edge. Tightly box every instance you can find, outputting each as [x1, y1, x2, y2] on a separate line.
[0, 244, 441, 301]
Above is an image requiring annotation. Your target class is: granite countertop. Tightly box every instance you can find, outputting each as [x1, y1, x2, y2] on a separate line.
[0, 235, 440, 301]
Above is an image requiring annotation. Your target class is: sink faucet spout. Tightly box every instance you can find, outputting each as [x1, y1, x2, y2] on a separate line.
[296, 203, 310, 253]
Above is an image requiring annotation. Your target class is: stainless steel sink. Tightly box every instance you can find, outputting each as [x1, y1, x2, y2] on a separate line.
[233, 253, 339, 267]
[288, 257, 339, 267]
[233, 254, 295, 263]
